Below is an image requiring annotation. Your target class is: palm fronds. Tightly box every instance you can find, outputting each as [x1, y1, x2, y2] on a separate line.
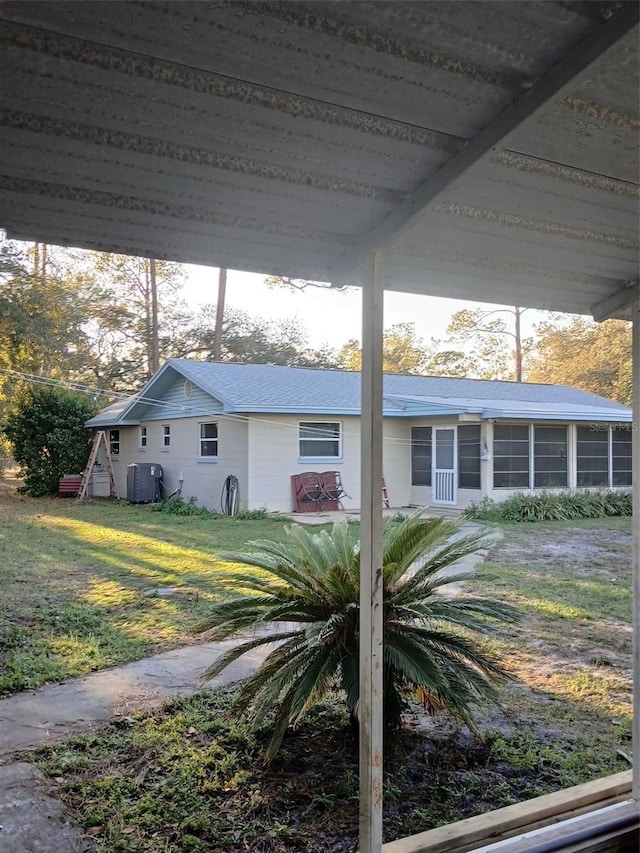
[197, 511, 518, 758]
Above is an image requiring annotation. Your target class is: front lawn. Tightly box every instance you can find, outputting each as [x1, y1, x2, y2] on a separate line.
[0, 482, 293, 695]
[31, 519, 633, 852]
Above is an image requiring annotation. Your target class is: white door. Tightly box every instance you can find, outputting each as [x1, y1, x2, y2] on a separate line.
[433, 427, 456, 505]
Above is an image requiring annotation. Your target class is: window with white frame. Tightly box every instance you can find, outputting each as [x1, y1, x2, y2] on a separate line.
[199, 422, 218, 458]
[139, 426, 147, 449]
[162, 425, 171, 448]
[299, 422, 341, 459]
[108, 429, 120, 455]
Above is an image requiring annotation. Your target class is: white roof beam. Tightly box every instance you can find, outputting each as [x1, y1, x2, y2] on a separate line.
[329, 3, 640, 287]
[592, 282, 640, 322]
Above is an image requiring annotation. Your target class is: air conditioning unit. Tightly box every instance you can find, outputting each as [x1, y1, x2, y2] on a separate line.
[127, 463, 162, 504]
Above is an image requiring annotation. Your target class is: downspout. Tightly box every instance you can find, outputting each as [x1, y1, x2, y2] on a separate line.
[359, 251, 385, 853]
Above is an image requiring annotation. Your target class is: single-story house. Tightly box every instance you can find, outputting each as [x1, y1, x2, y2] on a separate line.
[86, 359, 633, 513]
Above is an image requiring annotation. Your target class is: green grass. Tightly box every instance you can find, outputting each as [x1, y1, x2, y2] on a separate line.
[0, 483, 300, 695]
[3, 488, 632, 848]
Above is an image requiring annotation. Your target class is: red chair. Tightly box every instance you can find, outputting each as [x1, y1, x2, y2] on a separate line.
[291, 472, 324, 512]
[320, 471, 349, 509]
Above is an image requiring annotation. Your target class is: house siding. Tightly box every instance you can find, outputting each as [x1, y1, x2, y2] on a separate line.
[105, 415, 248, 511]
[135, 375, 223, 421]
[246, 415, 412, 512]
[97, 399, 631, 514]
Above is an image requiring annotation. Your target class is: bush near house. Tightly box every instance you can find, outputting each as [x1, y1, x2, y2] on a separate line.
[3, 385, 98, 496]
[464, 489, 632, 523]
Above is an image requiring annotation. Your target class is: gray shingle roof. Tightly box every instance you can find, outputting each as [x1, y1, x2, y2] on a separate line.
[87, 360, 632, 426]
[173, 359, 630, 412]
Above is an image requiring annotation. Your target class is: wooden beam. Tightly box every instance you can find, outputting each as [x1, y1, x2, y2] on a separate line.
[591, 282, 640, 323]
[633, 299, 640, 801]
[359, 250, 385, 853]
[329, 3, 639, 287]
[381, 771, 633, 853]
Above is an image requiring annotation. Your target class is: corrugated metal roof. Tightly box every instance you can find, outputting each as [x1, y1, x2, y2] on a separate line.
[0, 1, 637, 318]
[86, 359, 631, 425]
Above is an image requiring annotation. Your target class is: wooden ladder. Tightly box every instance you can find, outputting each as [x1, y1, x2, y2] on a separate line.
[382, 476, 390, 509]
[76, 430, 116, 502]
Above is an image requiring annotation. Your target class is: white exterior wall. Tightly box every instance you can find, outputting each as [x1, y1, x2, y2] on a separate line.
[105, 416, 248, 511]
[382, 418, 412, 509]
[246, 414, 413, 512]
[247, 414, 360, 512]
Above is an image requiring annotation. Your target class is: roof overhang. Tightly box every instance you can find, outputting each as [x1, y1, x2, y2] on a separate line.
[0, 1, 637, 318]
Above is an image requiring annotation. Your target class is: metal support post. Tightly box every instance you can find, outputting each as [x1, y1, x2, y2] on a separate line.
[359, 251, 385, 852]
[632, 300, 639, 801]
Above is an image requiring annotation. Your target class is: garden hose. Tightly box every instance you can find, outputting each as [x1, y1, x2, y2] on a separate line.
[221, 474, 239, 516]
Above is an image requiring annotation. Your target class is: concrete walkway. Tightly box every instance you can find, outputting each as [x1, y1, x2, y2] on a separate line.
[0, 639, 272, 852]
[0, 516, 497, 852]
[0, 640, 270, 755]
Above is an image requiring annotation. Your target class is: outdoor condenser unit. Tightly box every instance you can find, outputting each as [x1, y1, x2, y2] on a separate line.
[127, 462, 162, 504]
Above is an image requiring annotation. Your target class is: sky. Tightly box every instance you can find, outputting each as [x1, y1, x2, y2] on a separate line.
[182, 265, 545, 352]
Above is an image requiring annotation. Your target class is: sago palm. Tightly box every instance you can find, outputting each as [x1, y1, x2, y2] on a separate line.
[199, 513, 518, 759]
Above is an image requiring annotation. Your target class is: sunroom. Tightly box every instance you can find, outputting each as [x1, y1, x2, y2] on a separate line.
[409, 420, 633, 510]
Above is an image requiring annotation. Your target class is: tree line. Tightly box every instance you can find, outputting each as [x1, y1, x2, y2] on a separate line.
[0, 242, 632, 417]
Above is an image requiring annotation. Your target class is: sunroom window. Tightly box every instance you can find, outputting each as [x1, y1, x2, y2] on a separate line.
[457, 424, 481, 489]
[411, 426, 432, 486]
[493, 425, 529, 489]
[612, 425, 632, 486]
[576, 426, 608, 487]
[534, 426, 567, 488]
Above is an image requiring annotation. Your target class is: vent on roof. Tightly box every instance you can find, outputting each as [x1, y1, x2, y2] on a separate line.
[184, 380, 193, 399]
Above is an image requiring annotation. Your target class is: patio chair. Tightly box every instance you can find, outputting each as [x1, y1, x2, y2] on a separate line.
[292, 471, 324, 512]
[320, 471, 349, 509]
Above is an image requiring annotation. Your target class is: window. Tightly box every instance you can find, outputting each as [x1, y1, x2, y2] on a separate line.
[199, 422, 218, 458]
[411, 426, 432, 486]
[139, 426, 147, 449]
[577, 426, 608, 487]
[108, 429, 120, 455]
[162, 425, 171, 448]
[534, 426, 567, 488]
[493, 425, 529, 489]
[299, 422, 341, 459]
[458, 425, 481, 489]
[612, 425, 632, 486]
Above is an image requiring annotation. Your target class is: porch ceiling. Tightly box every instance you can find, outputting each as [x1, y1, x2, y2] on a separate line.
[0, 1, 638, 317]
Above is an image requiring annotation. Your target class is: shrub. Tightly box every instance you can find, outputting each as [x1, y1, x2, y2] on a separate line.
[150, 495, 217, 517]
[464, 489, 632, 523]
[3, 386, 98, 496]
[234, 508, 268, 520]
[197, 512, 518, 759]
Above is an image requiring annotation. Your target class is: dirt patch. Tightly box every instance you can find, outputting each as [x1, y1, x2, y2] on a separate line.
[489, 526, 631, 580]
